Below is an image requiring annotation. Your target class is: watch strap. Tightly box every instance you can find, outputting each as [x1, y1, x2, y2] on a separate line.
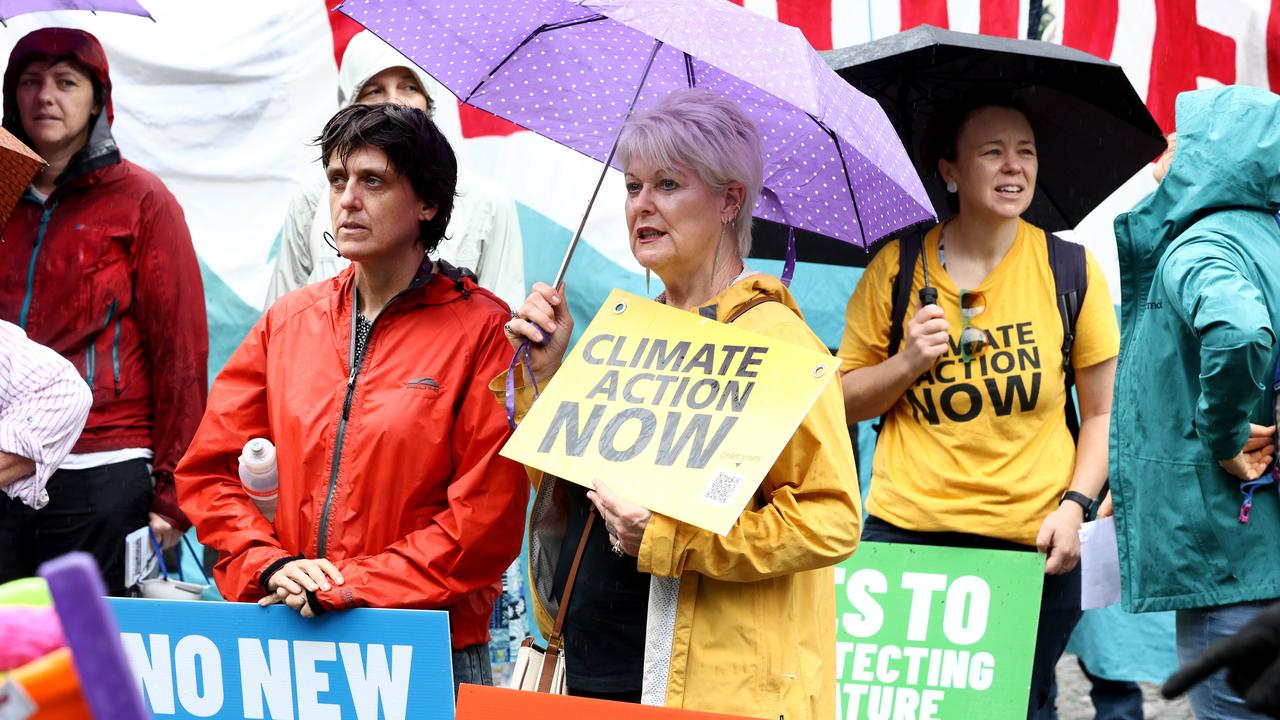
[1060, 490, 1095, 519]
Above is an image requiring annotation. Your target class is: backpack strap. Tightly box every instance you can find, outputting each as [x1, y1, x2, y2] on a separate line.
[873, 234, 922, 434]
[1048, 233, 1088, 442]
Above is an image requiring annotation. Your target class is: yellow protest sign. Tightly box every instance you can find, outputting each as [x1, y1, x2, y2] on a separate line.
[501, 289, 837, 535]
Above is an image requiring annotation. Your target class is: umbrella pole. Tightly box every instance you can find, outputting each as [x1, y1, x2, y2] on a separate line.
[551, 38, 664, 290]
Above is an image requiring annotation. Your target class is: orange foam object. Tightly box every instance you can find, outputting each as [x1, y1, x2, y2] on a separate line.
[456, 685, 767, 720]
[0, 127, 44, 228]
[7, 647, 91, 720]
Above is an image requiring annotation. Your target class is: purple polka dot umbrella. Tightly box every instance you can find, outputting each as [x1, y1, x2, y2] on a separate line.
[338, 0, 936, 285]
[0, 0, 152, 25]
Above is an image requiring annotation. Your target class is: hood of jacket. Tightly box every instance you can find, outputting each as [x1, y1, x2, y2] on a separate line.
[336, 31, 464, 146]
[702, 271, 806, 324]
[1117, 86, 1280, 279]
[2, 27, 120, 188]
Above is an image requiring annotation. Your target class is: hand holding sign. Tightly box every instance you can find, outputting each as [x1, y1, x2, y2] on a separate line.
[501, 290, 837, 535]
[589, 480, 651, 557]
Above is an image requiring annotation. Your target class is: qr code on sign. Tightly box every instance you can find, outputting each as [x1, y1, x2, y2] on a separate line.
[702, 471, 744, 506]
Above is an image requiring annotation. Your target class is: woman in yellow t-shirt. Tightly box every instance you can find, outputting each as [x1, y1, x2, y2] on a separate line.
[837, 95, 1119, 719]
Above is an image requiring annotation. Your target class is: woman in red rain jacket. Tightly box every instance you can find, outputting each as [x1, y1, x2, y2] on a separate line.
[0, 28, 208, 596]
[176, 104, 528, 690]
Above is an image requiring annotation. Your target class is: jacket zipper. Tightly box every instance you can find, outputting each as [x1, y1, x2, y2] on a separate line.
[315, 286, 412, 559]
[112, 315, 123, 394]
[17, 202, 57, 331]
[85, 300, 118, 389]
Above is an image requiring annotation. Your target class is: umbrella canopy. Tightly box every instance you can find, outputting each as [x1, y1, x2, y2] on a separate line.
[338, 0, 935, 252]
[0, 0, 151, 24]
[0, 126, 43, 228]
[824, 24, 1166, 232]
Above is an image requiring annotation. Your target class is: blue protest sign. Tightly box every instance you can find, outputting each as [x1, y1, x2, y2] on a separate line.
[107, 598, 454, 720]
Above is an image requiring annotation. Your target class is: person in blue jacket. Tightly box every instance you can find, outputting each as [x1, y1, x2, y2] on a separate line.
[1111, 85, 1280, 719]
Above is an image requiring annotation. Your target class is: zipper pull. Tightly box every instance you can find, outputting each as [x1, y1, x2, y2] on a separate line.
[342, 374, 356, 420]
[1240, 497, 1254, 524]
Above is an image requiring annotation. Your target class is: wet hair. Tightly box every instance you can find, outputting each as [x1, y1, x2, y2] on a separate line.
[616, 88, 762, 257]
[318, 103, 457, 254]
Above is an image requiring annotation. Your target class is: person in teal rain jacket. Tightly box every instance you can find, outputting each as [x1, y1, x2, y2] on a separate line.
[1111, 85, 1280, 719]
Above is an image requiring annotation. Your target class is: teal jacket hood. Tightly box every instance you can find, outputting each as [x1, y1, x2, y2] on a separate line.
[1119, 86, 1280, 277]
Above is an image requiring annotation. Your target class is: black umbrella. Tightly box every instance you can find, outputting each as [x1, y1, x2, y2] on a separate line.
[750, 26, 1166, 266]
[824, 24, 1165, 234]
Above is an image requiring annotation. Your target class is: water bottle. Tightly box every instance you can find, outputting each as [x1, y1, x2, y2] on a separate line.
[238, 438, 278, 521]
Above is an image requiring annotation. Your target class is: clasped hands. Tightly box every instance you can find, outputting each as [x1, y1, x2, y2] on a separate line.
[1218, 423, 1276, 481]
[255, 481, 649, 616]
[258, 558, 344, 618]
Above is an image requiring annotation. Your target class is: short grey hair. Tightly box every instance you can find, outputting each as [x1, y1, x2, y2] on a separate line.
[616, 89, 762, 257]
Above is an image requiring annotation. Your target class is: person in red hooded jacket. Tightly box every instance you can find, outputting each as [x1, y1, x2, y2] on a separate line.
[176, 103, 528, 690]
[0, 28, 208, 596]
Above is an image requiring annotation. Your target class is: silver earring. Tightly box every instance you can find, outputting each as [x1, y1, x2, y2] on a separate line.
[711, 221, 726, 287]
[645, 268, 651, 295]
[946, 180, 958, 193]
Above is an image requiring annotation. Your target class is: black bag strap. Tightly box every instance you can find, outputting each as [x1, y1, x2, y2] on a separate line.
[873, 233, 922, 433]
[1048, 232, 1088, 442]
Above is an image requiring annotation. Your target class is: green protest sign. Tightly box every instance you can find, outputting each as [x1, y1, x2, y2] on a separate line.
[835, 542, 1044, 720]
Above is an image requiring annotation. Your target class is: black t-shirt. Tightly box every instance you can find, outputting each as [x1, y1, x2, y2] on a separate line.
[550, 483, 649, 693]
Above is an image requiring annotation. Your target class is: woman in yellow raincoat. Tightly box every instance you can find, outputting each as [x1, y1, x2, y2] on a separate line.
[497, 88, 861, 719]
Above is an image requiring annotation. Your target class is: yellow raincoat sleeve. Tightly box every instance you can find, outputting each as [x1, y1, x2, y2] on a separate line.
[637, 311, 863, 582]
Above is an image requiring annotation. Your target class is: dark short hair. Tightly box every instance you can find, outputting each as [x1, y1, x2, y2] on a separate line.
[317, 103, 457, 254]
[924, 91, 1035, 214]
[925, 91, 1036, 166]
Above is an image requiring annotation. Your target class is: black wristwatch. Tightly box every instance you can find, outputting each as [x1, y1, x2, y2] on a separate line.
[1059, 490, 1094, 518]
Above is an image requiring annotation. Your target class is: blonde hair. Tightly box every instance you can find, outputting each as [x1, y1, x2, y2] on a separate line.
[616, 89, 762, 257]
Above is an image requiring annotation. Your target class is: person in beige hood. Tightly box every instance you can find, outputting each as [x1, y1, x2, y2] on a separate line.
[266, 31, 524, 308]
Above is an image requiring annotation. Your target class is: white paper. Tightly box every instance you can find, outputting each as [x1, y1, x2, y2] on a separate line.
[1079, 516, 1123, 610]
[123, 525, 152, 590]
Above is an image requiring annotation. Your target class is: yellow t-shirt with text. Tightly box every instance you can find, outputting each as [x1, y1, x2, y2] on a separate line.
[837, 220, 1119, 545]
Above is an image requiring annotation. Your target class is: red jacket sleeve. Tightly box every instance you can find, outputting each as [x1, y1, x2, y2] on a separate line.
[315, 309, 529, 611]
[132, 175, 209, 529]
[175, 314, 291, 601]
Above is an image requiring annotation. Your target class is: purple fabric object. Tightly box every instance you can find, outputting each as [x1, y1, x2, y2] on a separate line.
[781, 226, 797, 286]
[0, 606, 64, 672]
[38, 552, 149, 720]
[0, 0, 151, 22]
[339, 0, 935, 247]
[505, 338, 540, 429]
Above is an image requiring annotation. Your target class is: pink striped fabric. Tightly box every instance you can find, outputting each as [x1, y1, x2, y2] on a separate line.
[0, 320, 92, 509]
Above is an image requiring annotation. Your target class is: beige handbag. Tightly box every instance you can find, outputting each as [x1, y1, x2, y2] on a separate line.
[509, 510, 597, 694]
